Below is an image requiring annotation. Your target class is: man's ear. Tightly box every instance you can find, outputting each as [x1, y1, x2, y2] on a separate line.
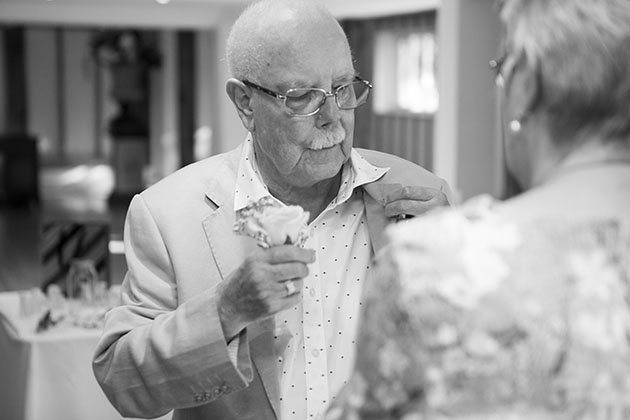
[226, 78, 255, 132]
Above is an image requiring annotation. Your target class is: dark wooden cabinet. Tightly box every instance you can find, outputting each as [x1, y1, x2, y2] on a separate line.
[0, 136, 39, 206]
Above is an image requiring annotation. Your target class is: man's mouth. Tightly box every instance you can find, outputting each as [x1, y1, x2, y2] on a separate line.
[311, 144, 338, 151]
[309, 128, 346, 150]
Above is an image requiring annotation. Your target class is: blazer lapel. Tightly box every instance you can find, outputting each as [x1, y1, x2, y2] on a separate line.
[202, 204, 256, 283]
[248, 317, 280, 417]
[362, 183, 390, 255]
[202, 192, 281, 419]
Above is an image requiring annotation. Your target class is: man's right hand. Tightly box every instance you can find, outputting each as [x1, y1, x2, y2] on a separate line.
[216, 245, 316, 341]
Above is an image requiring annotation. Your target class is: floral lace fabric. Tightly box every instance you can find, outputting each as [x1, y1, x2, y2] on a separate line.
[326, 195, 630, 420]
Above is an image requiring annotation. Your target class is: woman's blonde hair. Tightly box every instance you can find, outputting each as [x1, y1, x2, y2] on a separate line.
[500, 0, 630, 143]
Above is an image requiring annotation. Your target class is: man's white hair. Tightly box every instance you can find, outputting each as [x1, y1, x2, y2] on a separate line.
[225, 0, 347, 83]
[500, 0, 630, 143]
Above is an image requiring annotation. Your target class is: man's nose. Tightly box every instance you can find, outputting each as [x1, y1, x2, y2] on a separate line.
[316, 93, 342, 125]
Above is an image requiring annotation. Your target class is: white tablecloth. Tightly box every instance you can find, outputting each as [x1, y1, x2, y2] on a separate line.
[0, 291, 171, 420]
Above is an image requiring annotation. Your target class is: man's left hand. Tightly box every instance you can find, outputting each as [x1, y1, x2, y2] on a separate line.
[384, 186, 449, 220]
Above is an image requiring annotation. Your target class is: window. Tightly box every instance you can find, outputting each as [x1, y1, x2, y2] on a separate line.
[372, 25, 438, 114]
[341, 11, 437, 169]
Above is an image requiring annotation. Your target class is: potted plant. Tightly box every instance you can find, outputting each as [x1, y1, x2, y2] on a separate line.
[89, 29, 161, 200]
[89, 29, 161, 102]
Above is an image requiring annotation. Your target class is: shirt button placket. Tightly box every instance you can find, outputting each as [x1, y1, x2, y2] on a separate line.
[303, 258, 329, 419]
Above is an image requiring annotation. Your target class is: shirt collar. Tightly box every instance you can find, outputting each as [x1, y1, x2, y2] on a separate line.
[234, 134, 389, 212]
[331, 149, 389, 209]
[234, 134, 272, 211]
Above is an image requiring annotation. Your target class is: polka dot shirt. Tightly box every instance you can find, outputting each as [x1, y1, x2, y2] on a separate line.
[234, 135, 389, 420]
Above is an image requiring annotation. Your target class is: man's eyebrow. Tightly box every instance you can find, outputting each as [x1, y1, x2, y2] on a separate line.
[333, 73, 358, 86]
[280, 72, 358, 90]
[279, 78, 313, 90]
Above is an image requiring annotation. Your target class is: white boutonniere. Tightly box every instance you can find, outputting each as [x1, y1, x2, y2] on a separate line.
[234, 196, 310, 248]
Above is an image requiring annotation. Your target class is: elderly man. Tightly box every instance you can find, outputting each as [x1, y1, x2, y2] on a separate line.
[93, 1, 452, 419]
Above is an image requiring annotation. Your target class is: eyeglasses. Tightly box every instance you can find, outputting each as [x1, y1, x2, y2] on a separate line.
[489, 53, 508, 87]
[242, 76, 373, 117]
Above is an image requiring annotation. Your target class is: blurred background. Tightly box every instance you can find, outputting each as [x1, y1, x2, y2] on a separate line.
[0, 1, 505, 418]
[0, 0, 507, 291]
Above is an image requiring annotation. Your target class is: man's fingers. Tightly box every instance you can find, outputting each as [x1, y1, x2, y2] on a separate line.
[386, 186, 442, 202]
[268, 261, 310, 281]
[384, 187, 449, 218]
[264, 245, 316, 264]
[384, 200, 438, 218]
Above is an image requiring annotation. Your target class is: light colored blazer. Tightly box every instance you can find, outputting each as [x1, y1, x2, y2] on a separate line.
[93, 144, 451, 420]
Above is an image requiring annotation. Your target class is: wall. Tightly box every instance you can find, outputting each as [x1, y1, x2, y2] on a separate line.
[25, 28, 58, 157]
[195, 30, 216, 159]
[0, 1, 248, 30]
[2, 0, 504, 198]
[150, 30, 179, 180]
[0, 0, 248, 174]
[0, 0, 445, 159]
[212, 11, 248, 154]
[63, 30, 98, 159]
[0, 29, 5, 133]
[24, 28, 100, 162]
[4, 24, 246, 177]
[145, 24, 245, 177]
[435, 0, 502, 202]
[328, 0, 440, 19]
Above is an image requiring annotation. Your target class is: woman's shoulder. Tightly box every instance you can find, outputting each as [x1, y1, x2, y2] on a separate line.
[384, 194, 520, 261]
[379, 194, 522, 305]
[365, 195, 630, 418]
[381, 192, 629, 300]
[387, 192, 630, 250]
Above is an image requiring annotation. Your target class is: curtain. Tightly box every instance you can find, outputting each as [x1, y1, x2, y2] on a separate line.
[341, 11, 437, 170]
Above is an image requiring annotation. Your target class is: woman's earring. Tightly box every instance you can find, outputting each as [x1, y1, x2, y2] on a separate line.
[508, 111, 526, 133]
[509, 119, 521, 133]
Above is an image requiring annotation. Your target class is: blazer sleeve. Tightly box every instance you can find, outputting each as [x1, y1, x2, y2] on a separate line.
[92, 194, 252, 419]
[356, 147, 456, 205]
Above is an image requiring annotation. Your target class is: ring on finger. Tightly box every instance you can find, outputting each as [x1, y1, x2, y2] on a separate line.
[285, 280, 296, 296]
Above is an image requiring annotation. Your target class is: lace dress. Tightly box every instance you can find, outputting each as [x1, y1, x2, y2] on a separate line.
[326, 195, 630, 420]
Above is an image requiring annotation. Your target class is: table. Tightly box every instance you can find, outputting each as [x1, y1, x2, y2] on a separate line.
[0, 291, 171, 420]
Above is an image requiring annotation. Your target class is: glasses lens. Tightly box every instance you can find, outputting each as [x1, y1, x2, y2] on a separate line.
[285, 89, 325, 116]
[337, 81, 370, 110]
